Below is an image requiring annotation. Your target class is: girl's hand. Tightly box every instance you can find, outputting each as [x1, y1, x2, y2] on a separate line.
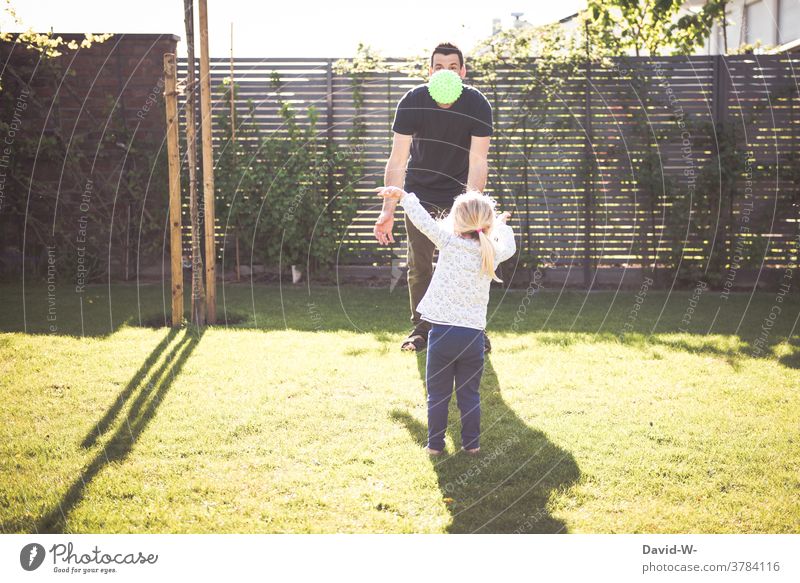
[374, 186, 406, 201]
[497, 211, 512, 224]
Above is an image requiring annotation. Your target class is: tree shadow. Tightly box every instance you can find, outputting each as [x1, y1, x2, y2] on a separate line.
[390, 352, 581, 533]
[779, 334, 800, 369]
[3, 282, 798, 372]
[636, 333, 799, 370]
[80, 328, 180, 448]
[28, 326, 204, 533]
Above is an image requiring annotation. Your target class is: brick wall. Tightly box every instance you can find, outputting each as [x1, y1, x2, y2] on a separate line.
[0, 33, 180, 281]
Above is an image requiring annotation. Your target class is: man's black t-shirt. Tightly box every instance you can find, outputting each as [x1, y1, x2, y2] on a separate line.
[391, 83, 493, 208]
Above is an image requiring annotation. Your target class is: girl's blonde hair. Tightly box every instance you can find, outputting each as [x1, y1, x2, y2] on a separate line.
[441, 190, 503, 283]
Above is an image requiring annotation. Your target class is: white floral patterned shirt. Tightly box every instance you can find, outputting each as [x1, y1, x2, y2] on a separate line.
[399, 191, 517, 331]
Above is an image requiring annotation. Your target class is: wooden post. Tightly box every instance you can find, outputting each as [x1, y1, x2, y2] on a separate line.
[184, 0, 206, 326]
[199, 0, 216, 323]
[230, 23, 240, 282]
[164, 53, 184, 327]
[235, 227, 240, 282]
[230, 22, 236, 142]
[124, 202, 130, 281]
[583, 20, 594, 290]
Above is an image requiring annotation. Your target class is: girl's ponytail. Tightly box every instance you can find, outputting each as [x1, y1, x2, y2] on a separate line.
[450, 190, 504, 283]
[477, 228, 503, 283]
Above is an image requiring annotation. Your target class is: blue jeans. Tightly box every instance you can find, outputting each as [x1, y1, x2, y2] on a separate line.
[425, 323, 485, 451]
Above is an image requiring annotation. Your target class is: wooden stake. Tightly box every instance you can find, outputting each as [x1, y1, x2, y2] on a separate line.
[199, 0, 216, 323]
[184, 0, 206, 326]
[163, 53, 184, 327]
[235, 227, 240, 282]
[230, 22, 240, 282]
[230, 22, 235, 142]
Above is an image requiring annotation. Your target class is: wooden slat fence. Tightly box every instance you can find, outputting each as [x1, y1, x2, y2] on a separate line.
[176, 55, 799, 274]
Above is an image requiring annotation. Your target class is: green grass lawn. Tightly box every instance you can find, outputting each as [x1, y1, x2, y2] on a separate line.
[1, 281, 799, 533]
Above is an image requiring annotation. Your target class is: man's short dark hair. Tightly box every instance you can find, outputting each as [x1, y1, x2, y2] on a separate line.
[431, 42, 463, 68]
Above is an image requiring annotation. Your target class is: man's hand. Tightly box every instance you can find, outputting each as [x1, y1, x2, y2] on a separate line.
[374, 211, 395, 245]
[373, 186, 407, 245]
[497, 211, 511, 224]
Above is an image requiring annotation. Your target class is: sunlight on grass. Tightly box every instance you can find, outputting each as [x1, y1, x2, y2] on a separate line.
[1, 283, 799, 533]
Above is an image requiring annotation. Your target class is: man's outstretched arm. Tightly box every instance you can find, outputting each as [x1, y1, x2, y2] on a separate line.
[466, 135, 490, 192]
[374, 132, 412, 245]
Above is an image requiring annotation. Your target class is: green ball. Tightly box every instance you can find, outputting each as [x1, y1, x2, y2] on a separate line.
[427, 69, 463, 104]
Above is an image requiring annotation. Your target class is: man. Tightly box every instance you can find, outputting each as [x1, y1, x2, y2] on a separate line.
[374, 41, 494, 353]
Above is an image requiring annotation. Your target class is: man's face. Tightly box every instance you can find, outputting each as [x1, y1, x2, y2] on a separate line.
[429, 53, 466, 79]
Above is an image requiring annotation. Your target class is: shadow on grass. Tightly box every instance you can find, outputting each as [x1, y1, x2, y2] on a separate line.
[627, 333, 799, 370]
[29, 326, 204, 533]
[390, 353, 580, 533]
[2, 284, 798, 373]
[0, 282, 252, 338]
[780, 335, 800, 369]
[80, 328, 180, 448]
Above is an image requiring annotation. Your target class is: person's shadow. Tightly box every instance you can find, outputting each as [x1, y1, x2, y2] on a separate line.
[391, 351, 580, 533]
[28, 326, 204, 533]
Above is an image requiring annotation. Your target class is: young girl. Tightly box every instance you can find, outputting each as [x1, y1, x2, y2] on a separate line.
[376, 186, 516, 456]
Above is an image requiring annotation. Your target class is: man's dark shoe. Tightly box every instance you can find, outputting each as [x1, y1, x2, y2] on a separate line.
[401, 334, 426, 352]
[401, 325, 430, 352]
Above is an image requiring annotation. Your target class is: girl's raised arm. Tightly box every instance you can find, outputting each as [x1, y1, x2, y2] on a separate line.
[398, 191, 453, 249]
